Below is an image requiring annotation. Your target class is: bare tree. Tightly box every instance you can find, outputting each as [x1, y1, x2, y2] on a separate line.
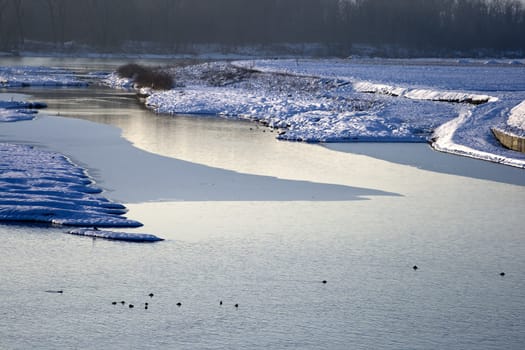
[1, 0, 523, 56]
[13, 0, 25, 48]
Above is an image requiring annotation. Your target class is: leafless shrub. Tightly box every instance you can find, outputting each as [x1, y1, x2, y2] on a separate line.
[116, 63, 173, 90]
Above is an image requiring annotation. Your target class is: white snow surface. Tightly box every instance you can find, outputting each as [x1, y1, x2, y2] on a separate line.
[0, 66, 88, 87]
[507, 101, 525, 131]
[432, 109, 525, 168]
[0, 143, 142, 227]
[67, 228, 163, 242]
[105, 59, 525, 167]
[0, 100, 46, 122]
[103, 72, 134, 89]
[354, 81, 498, 104]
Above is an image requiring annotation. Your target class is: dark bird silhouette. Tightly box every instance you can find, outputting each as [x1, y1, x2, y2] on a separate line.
[413, 265, 418, 270]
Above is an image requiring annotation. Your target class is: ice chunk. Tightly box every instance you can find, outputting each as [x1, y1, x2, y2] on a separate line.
[66, 228, 164, 242]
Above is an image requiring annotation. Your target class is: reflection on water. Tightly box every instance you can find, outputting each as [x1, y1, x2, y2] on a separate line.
[25, 86, 524, 188]
[2, 87, 399, 204]
[1, 185, 524, 349]
[326, 143, 525, 186]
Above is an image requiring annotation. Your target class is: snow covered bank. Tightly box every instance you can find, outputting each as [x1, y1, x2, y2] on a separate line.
[488, 100, 525, 155]
[103, 72, 134, 90]
[0, 100, 47, 122]
[105, 58, 525, 167]
[354, 81, 498, 104]
[0, 143, 142, 227]
[432, 109, 525, 168]
[507, 101, 525, 131]
[0, 66, 88, 88]
[130, 62, 451, 143]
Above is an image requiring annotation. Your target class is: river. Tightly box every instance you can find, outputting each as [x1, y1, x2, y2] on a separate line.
[0, 58, 524, 349]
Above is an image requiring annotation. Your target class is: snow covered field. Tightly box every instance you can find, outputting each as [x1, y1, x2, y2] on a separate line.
[105, 59, 525, 168]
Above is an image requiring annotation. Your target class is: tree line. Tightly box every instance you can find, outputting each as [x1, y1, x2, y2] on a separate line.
[1, 0, 524, 56]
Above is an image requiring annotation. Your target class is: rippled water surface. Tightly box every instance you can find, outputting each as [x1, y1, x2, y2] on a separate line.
[1, 58, 524, 349]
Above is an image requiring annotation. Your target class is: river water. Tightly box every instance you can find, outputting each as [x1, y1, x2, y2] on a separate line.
[0, 59, 524, 349]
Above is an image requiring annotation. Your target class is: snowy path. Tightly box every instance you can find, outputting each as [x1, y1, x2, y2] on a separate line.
[431, 110, 524, 167]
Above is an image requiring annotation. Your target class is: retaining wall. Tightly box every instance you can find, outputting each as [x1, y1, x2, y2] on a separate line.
[492, 128, 525, 153]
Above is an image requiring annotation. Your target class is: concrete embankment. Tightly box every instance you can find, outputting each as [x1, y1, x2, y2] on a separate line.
[492, 128, 525, 153]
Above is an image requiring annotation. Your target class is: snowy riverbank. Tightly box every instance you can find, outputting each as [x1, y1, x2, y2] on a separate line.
[0, 143, 141, 227]
[0, 65, 89, 88]
[104, 59, 525, 168]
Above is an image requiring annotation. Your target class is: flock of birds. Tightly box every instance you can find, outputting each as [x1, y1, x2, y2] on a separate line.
[105, 269, 507, 310]
[108, 282, 331, 310]
[46, 269, 508, 308]
[111, 292, 239, 310]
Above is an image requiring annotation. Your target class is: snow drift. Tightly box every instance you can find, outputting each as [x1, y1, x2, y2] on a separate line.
[507, 100, 525, 131]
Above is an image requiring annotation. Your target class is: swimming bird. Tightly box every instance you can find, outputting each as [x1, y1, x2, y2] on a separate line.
[149, 293, 154, 298]
[129, 304, 134, 308]
[413, 265, 418, 270]
[121, 301, 125, 305]
[219, 300, 223, 305]
[322, 280, 327, 284]
[176, 302, 182, 307]
[500, 272, 506, 276]
[112, 301, 117, 305]
[234, 304, 239, 308]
